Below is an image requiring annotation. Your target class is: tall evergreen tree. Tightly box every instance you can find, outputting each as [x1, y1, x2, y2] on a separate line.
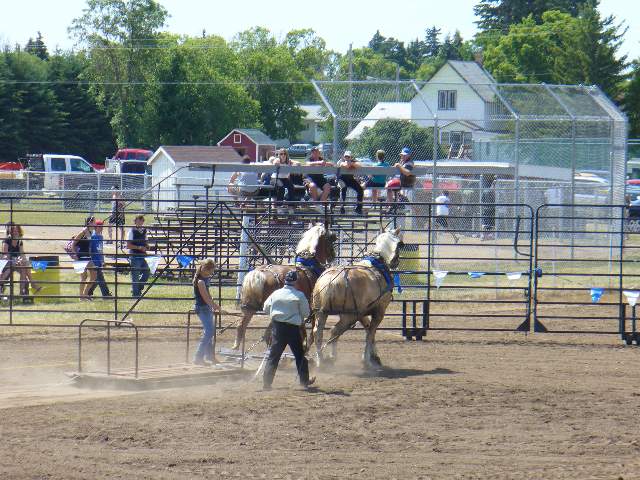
[624, 62, 640, 137]
[474, 0, 595, 32]
[4, 51, 67, 156]
[48, 52, 115, 161]
[424, 26, 441, 57]
[25, 32, 49, 61]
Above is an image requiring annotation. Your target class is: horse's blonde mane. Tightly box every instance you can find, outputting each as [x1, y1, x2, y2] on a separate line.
[373, 230, 402, 265]
[296, 224, 326, 255]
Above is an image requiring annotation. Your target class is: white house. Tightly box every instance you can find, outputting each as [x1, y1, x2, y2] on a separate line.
[148, 145, 243, 210]
[347, 61, 502, 154]
[297, 105, 326, 143]
[345, 102, 412, 141]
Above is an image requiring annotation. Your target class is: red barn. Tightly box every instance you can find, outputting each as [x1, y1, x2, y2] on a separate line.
[217, 129, 276, 162]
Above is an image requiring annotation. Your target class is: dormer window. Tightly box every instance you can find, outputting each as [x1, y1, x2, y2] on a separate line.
[438, 90, 457, 110]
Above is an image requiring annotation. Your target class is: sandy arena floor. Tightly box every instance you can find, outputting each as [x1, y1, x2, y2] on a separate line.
[1, 327, 640, 479]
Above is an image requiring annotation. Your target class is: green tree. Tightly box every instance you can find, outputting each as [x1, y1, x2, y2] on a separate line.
[284, 29, 335, 101]
[69, 0, 168, 147]
[3, 51, 67, 157]
[424, 26, 441, 57]
[624, 62, 640, 137]
[232, 27, 306, 140]
[25, 32, 49, 61]
[482, 8, 627, 97]
[0, 54, 21, 160]
[48, 51, 115, 161]
[474, 0, 594, 32]
[142, 35, 261, 145]
[349, 119, 435, 160]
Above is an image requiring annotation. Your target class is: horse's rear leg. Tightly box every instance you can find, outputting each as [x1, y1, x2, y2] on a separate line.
[232, 310, 254, 350]
[327, 314, 358, 364]
[364, 308, 386, 369]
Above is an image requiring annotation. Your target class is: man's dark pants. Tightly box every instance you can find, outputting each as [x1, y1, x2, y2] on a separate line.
[263, 320, 310, 388]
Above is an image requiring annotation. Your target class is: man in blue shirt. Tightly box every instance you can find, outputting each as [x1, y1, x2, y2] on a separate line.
[262, 270, 315, 390]
[88, 219, 112, 298]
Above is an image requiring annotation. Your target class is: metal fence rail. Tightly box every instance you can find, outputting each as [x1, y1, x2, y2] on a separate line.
[0, 194, 638, 344]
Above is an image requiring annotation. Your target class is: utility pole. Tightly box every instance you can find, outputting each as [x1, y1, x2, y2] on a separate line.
[395, 64, 400, 102]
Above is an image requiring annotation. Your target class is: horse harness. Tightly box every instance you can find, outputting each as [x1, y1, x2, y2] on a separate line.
[320, 252, 393, 317]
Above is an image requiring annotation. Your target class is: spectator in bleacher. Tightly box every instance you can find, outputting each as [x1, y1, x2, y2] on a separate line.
[228, 155, 260, 199]
[72, 216, 97, 301]
[272, 148, 301, 204]
[87, 219, 112, 298]
[306, 146, 332, 203]
[385, 147, 416, 213]
[192, 258, 222, 366]
[108, 189, 125, 247]
[0, 222, 42, 297]
[362, 149, 389, 203]
[126, 214, 150, 299]
[337, 150, 364, 215]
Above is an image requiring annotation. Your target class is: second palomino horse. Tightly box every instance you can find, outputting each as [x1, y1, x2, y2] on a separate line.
[311, 227, 403, 369]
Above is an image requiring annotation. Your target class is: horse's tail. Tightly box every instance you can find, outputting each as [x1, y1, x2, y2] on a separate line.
[240, 269, 268, 312]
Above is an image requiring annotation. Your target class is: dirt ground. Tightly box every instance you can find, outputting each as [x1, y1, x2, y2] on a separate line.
[1, 327, 640, 480]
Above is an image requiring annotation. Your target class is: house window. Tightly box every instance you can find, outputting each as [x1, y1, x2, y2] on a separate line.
[438, 90, 457, 110]
[233, 133, 242, 144]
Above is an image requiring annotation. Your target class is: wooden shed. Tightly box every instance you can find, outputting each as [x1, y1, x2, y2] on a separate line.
[148, 145, 243, 210]
[217, 129, 276, 162]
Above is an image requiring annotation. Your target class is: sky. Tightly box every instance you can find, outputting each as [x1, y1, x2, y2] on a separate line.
[1, 0, 638, 60]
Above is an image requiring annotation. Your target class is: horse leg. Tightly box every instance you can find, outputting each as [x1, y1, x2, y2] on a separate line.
[232, 310, 254, 350]
[313, 311, 328, 367]
[327, 314, 358, 364]
[364, 308, 386, 369]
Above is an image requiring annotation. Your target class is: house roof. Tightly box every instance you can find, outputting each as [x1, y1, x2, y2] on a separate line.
[439, 119, 484, 131]
[235, 129, 276, 145]
[299, 104, 326, 122]
[148, 146, 244, 166]
[446, 61, 496, 103]
[345, 102, 412, 140]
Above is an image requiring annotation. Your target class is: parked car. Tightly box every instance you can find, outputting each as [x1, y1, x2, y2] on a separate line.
[288, 143, 313, 158]
[627, 179, 640, 198]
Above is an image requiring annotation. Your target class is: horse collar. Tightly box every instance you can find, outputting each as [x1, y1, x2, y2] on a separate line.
[363, 254, 392, 292]
[296, 255, 324, 277]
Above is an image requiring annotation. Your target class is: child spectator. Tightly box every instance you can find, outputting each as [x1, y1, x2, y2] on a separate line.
[87, 219, 112, 298]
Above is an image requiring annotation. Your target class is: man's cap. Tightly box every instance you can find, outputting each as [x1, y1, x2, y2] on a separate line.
[400, 147, 411, 156]
[376, 149, 385, 156]
[311, 146, 319, 151]
[94, 219, 104, 226]
[343, 150, 353, 158]
[284, 270, 297, 284]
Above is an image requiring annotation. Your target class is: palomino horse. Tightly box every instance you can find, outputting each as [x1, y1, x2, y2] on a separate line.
[310, 227, 403, 369]
[231, 223, 336, 350]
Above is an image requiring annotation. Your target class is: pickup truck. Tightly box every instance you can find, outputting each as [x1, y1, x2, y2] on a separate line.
[0, 154, 100, 207]
[105, 148, 153, 173]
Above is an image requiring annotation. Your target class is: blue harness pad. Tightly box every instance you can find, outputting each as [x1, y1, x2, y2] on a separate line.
[295, 256, 324, 277]
[363, 255, 392, 291]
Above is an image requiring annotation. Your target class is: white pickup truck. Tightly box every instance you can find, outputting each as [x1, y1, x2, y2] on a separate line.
[0, 154, 100, 207]
[21, 154, 98, 191]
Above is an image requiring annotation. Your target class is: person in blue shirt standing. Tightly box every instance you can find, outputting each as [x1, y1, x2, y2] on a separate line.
[192, 258, 221, 365]
[88, 219, 112, 298]
[262, 270, 315, 390]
